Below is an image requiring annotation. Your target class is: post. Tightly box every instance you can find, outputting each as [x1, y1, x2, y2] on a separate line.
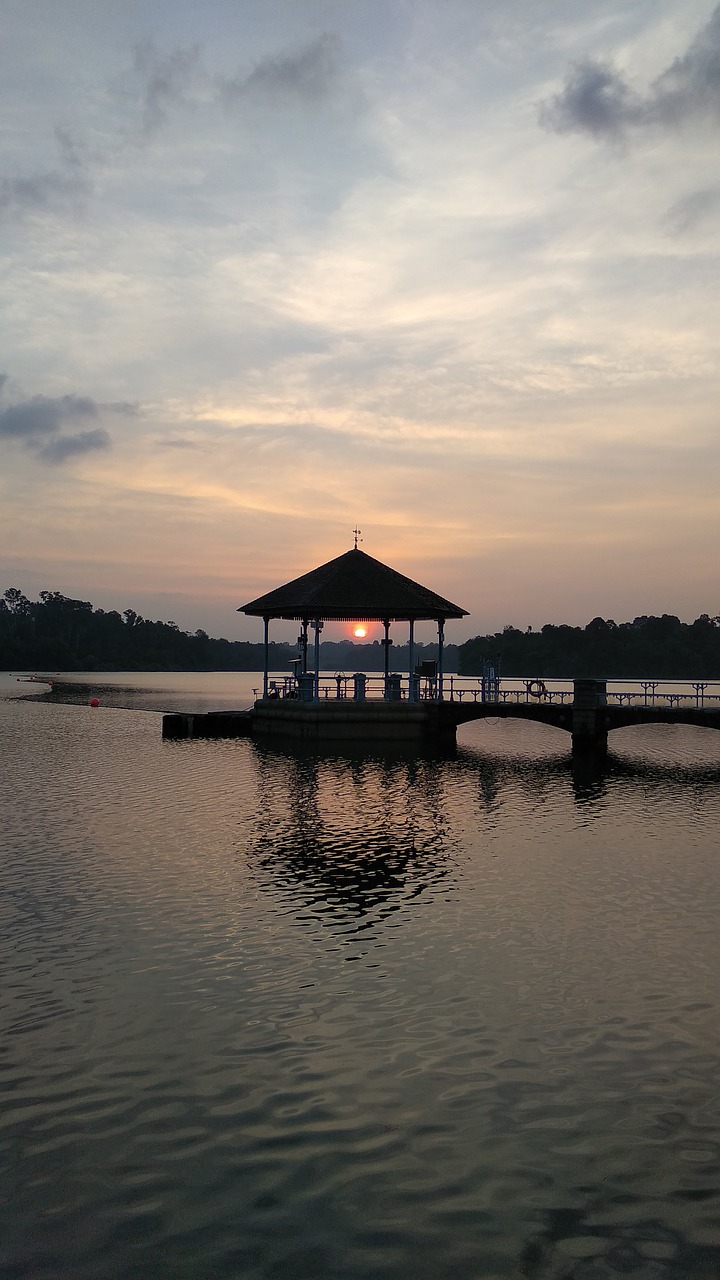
[437, 619, 444, 701]
[408, 619, 415, 701]
[313, 620, 323, 700]
[382, 619, 391, 699]
[572, 678, 608, 753]
[301, 620, 309, 674]
[262, 616, 269, 699]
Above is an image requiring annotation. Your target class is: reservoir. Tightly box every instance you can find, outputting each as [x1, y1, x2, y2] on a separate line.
[2, 672, 720, 1278]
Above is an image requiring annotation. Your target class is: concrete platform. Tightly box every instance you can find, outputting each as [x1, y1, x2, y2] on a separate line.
[252, 698, 448, 742]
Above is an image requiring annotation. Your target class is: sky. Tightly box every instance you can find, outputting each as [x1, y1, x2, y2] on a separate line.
[1, 0, 719, 644]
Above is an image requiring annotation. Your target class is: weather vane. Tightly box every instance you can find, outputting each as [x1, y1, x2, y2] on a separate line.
[353, 525, 363, 549]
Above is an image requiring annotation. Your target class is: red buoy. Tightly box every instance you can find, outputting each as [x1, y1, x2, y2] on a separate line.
[90, 697, 100, 708]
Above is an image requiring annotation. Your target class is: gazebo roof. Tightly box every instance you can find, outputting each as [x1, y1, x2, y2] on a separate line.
[240, 548, 468, 623]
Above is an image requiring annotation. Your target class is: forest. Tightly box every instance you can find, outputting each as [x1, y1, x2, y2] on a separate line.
[0, 588, 281, 671]
[457, 614, 720, 679]
[3, 588, 719, 678]
[0, 588, 457, 673]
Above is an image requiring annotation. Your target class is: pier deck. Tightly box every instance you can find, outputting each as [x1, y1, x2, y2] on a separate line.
[162, 678, 720, 752]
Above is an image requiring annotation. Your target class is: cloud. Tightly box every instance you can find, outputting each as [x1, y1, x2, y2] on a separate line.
[156, 436, 201, 449]
[131, 38, 205, 134]
[128, 33, 340, 136]
[651, 5, 720, 126]
[0, 393, 98, 439]
[0, 384, 126, 463]
[38, 428, 111, 464]
[539, 59, 642, 138]
[1, 32, 347, 232]
[663, 186, 720, 234]
[220, 34, 340, 106]
[540, 4, 720, 139]
[0, 126, 90, 218]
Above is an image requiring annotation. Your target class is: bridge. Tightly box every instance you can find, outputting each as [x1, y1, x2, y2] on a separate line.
[163, 676, 720, 752]
[435, 679, 720, 751]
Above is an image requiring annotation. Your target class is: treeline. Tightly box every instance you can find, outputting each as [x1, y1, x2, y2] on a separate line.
[0, 588, 289, 671]
[7, 587, 718, 677]
[0, 588, 459, 672]
[458, 614, 720, 679]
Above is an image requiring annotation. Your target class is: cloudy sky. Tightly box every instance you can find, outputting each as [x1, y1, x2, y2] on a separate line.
[2, 0, 718, 642]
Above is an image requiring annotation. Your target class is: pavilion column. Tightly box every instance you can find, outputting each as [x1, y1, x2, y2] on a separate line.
[301, 619, 309, 674]
[408, 619, 415, 702]
[383, 619, 390, 698]
[437, 619, 444, 701]
[262, 615, 270, 698]
[313, 620, 323, 700]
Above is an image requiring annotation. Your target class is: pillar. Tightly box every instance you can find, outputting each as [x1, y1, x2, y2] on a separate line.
[572, 678, 608, 753]
[262, 616, 269, 698]
[382, 619, 391, 699]
[312, 620, 323, 700]
[408, 619, 415, 702]
[301, 619, 309, 674]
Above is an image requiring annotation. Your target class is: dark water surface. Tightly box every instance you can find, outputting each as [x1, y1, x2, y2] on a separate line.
[2, 677, 720, 1278]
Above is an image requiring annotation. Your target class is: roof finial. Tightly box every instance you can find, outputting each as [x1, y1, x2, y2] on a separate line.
[353, 524, 363, 550]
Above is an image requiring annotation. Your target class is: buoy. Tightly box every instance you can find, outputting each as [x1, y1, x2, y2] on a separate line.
[90, 697, 100, 708]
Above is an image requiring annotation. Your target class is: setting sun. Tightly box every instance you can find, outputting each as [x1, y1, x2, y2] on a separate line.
[353, 626, 367, 638]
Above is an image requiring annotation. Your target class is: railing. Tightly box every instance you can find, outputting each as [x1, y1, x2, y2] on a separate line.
[263, 674, 720, 709]
[466, 679, 720, 709]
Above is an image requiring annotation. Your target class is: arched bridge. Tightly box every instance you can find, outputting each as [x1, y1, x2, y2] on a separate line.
[433, 679, 720, 750]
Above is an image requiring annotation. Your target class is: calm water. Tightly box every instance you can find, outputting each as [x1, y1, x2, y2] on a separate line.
[2, 673, 720, 1279]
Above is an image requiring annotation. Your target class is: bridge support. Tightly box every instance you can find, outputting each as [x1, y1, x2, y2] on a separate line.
[571, 679, 607, 754]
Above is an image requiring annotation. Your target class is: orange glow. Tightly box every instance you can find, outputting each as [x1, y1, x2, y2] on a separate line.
[353, 625, 367, 638]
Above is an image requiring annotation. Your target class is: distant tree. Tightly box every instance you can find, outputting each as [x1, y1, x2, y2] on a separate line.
[2, 589, 720, 677]
[459, 612, 720, 679]
[4, 587, 31, 614]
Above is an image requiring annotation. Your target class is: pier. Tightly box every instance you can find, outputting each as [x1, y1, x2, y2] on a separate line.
[162, 547, 720, 752]
[162, 675, 720, 751]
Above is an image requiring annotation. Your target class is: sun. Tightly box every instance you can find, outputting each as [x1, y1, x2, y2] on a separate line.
[353, 625, 367, 638]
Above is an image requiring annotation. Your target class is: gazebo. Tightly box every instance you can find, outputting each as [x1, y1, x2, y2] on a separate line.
[240, 546, 468, 702]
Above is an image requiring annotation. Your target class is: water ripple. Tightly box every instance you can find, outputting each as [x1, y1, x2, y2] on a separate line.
[1, 694, 720, 1277]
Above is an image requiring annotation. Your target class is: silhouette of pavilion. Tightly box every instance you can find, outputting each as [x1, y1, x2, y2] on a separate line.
[240, 546, 468, 701]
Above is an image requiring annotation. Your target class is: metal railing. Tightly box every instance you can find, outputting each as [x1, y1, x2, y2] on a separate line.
[262, 673, 720, 709]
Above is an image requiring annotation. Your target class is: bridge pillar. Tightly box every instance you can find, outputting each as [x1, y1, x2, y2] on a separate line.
[572, 679, 608, 753]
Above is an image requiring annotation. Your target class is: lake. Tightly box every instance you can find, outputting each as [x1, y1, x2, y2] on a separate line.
[2, 672, 720, 1279]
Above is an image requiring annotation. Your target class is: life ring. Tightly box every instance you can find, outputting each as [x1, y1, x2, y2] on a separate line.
[527, 679, 547, 699]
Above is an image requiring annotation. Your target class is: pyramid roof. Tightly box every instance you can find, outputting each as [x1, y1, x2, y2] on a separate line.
[239, 548, 468, 622]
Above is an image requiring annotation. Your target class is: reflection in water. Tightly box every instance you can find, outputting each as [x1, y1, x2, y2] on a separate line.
[570, 749, 609, 807]
[457, 742, 599, 813]
[520, 1204, 720, 1278]
[457, 721, 720, 812]
[248, 741, 457, 926]
[2, 693, 720, 1280]
[246, 732, 720, 935]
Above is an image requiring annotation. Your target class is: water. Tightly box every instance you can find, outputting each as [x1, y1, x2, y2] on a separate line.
[2, 673, 720, 1278]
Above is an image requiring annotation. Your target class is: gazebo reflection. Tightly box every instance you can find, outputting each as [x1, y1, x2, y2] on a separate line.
[246, 742, 456, 927]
